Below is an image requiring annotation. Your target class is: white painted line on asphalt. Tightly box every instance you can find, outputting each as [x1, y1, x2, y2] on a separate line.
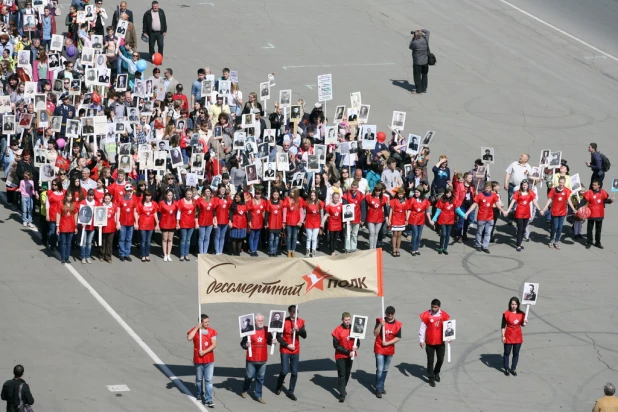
[306, 85, 316, 89]
[262, 43, 275, 49]
[107, 385, 131, 392]
[584, 56, 607, 60]
[283, 62, 396, 70]
[498, 0, 618, 63]
[198, 2, 214, 5]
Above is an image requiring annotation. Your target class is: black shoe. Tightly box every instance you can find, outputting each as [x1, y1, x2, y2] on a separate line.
[287, 393, 297, 401]
[381, 389, 386, 394]
[434, 374, 440, 382]
[206, 400, 215, 408]
[462, 236, 468, 242]
[275, 386, 282, 395]
[125, 256, 132, 262]
[457, 236, 462, 243]
[119, 256, 125, 261]
[339, 395, 346, 403]
[490, 238, 495, 243]
[504, 369, 510, 376]
[476, 246, 482, 252]
[438, 249, 443, 255]
[196, 395, 203, 401]
[510, 369, 517, 376]
[586, 243, 592, 249]
[443, 250, 449, 255]
[483, 248, 490, 254]
[376, 392, 382, 398]
[595, 243, 604, 249]
[429, 379, 436, 387]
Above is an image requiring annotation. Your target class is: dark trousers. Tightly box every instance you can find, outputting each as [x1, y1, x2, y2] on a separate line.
[503, 343, 521, 370]
[329, 230, 341, 254]
[413, 64, 429, 93]
[336, 358, 353, 397]
[490, 211, 499, 241]
[425, 343, 445, 379]
[590, 172, 604, 189]
[101, 232, 115, 260]
[515, 218, 528, 246]
[586, 219, 603, 244]
[148, 31, 164, 56]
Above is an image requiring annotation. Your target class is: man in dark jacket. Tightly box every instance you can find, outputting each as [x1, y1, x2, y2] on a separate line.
[408, 28, 431, 94]
[586, 143, 605, 188]
[1, 365, 34, 412]
[142, 0, 167, 61]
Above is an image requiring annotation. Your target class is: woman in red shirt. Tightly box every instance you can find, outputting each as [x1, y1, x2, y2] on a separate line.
[506, 180, 541, 252]
[322, 192, 344, 256]
[228, 192, 250, 256]
[177, 188, 197, 261]
[362, 184, 389, 249]
[388, 188, 409, 257]
[540, 176, 576, 249]
[501, 297, 527, 376]
[93, 177, 106, 203]
[247, 189, 266, 257]
[135, 190, 159, 262]
[56, 192, 78, 264]
[46, 178, 66, 250]
[158, 189, 178, 262]
[213, 184, 231, 255]
[432, 189, 455, 255]
[265, 190, 284, 257]
[196, 187, 216, 255]
[407, 188, 432, 255]
[99, 192, 118, 263]
[302, 190, 323, 257]
[283, 189, 304, 258]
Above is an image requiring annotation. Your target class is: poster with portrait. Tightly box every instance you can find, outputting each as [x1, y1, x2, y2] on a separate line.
[391, 111, 406, 131]
[259, 81, 270, 100]
[233, 131, 246, 150]
[190, 152, 204, 172]
[358, 104, 370, 123]
[548, 151, 562, 168]
[40, 164, 55, 182]
[306, 155, 320, 173]
[118, 154, 132, 172]
[342, 204, 355, 223]
[33, 148, 49, 167]
[242, 113, 255, 129]
[406, 134, 421, 156]
[239, 313, 256, 338]
[475, 165, 487, 179]
[69, 79, 82, 95]
[290, 171, 304, 189]
[539, 149, 551, 167]
[84, 4, 95, 21]
[115, 19, 129, 39]
[277, 152, 289, 172]
[245, 164, 259, 185]
[48, 116, 62, 132]
[2, 115, 15, 134]
[611, 178, 618, 192]
[78, 204, 94, 226]
[76, 10, 86, 23]
[81, 47, 94, 65]
[22, 14, 37, 32]
[185, 173, 198, 188]
[481, 147, 495, 164]
[260, 129, 273, 147]
[349, 92, 361, 110]
[218, 79, 231, 96]
[115, 74, 128, 92]
[138, 150, 153, 170]
[521, 282, 539, 305]
[268, 310, 285, 333]
[279, 89, 291, 107]
[24, 82, 38, 99]
[350, 315, 368, 339]
[360, 125, 377, 150]
[153, 151, 167, 170]
[93, 206, 108, 227]
[262, 161, 276, 181]
[313, 144, 327, 165]
[17, 50, 30, 68]
[570, 173, 582, 193]
[18, 113, 33, 129]
[0, 96, 11, 113]
[84, 68, 97, 85]
[323, 126, 337, 145]
[422, 130, 435, 146]
[290, 105, 302, 121]
[530, 166, 541, 181]
[170, 147, 183, 169]
[91, 35, 103, 50]
[442, 319, 456, 341]
[50, 34, 64, 52]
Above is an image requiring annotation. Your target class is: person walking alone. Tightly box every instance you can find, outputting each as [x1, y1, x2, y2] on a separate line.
[2, 365, 34, 412]
[142, 0, 167, 61]
[592, 383, 618, 412]
[332, 312, 359, 403]
[187, 314, 217, 408]
[501, 297, 527, 376]
[419, 299, 450, 387]
[409, 28, 431, 94]
[373, 306, 402, 398]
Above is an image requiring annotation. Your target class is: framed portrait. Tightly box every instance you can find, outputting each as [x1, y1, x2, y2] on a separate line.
[548, 151, 562, 168]
[93, 206, 108, 227]
[218, 79, 231, 96]
[69, 79, 82, 95]
[95, 53, 107, 69]
[191, 152, 204, 172]
[264, 129, 276, 146]
[117, 143, 131, 156]
[342, 204, 355, 223]
[115, 74, 128, 92]
[22, 14, 36, 32]
[85, 68, 97, 85]
[201, 80, 213, 97]
[349, 92, 361, 110]
[262, 161, 276, 181]
[0, 96, 11, 113]
[257, 142, 269, 159]
[134, 79, 145, 98]
[239, 313, 256, 338]
[81, 47, 94, 65]
[2, 115, 15, 134]
[481, 147, 495, 164]
[84, 4, 95, 20]
[391, 111, 406, 130]
[360, 125, 377, 150]
[170, 147, 183, 169]
[333, 105, 345, 124]
[76, 10, 86, 23]
[127, 107, 140, 123]
[422, 130, 435, 146]
[539, 149, 551, 167]
[443, 319, 456, 342]
[521, 282, 539, 305]
[313, 144, 327, 165]
[291, 171, 305, 189]
[78, 204, 94, 226]
[91, 34, 103, 50]
[530, 166, 541, 181]
[268, 310, 286, 333]
[115, 19, 129, 39]
[24, 82, 37, 99]
[153, 151, 167, 170]
[358, 104, 370, 122]
[233, 131, 246, 150]
[475, 165, 487, 178]
[611, 178, 618, 192]
[290, 105, 301, 121]
[259, 81, 270, 100]
[347, 107, 358, 122]
[279, 89, 291, 107]
[18, 113, 33, 129]
[404, 164, 412, 177]
[118, 154, 132, 172]
[242, 113, 255, 129]
[306, 154, 320, 172]
[324, 126, 338, 145]
[349, 141, 358, 154]
[570, 173, 582, 193]
[33, 148, 49, 167]
[185, 173, 198, 188]
[48, 116, 62, 132]
[350, 315, 368, 339]
[245, 164, 259, 185]
[138, 150, 153, 170]
[50, 34, 64, 52]
[48, 52, 60, 70]
[277, 152, 289, 172]
[406, 134, 421, 155]
[17, 50, 30, 68]
[40, 164, 55, 182]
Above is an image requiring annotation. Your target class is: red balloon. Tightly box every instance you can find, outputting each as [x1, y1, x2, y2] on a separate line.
[152, 53, 163, 66]
[377, 131, 386, 143]
[576, 206, 591, 220]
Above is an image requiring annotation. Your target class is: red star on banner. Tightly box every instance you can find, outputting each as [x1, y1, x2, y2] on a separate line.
[302, 266, 333, 295]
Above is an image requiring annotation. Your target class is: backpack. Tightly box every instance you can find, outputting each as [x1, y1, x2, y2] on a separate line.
[599, 152, 611, 172]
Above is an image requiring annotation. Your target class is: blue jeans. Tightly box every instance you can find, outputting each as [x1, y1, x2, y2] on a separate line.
[48, 222, 57, 249]
[269, 230, 280, 255]
[21, 196, 33, 224]
[475, 220, 494, 249]
[550, 215, 566, 244]
[59, 232, 74, 261]
[243, 361, 266, 398]
[375, 354, 393, 393]
[80, 229, 95, 259]
[198, 226, 213, 254]
[440, 224, 452, 250]
[214, 225, 227, 254]
[456, 205, 475, 237]
[278, 353, 300, 393]
[179, 228, 194, 257]
[286, 225, 298, 252]
[119, 225, 134, 257]
[195, 362, 214, 401]
[248, 228, 261, 253]
[409, 224, 424, 251]
[140, 229, 154, 257]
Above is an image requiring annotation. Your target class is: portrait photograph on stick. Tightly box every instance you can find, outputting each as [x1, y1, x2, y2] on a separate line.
[350, 315, 368, 339]
[268, 310, 285, 333]
[481, 147, 495, 164]
[443, 319, 456, 341]
[521, 282, 539, 305]
[239, 313, 256, 337]
[93, 206, 108, 227]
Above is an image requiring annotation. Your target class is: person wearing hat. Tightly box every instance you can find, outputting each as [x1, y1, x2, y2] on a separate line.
[115, 183, 137, 261]
[173, 83, 189, 111]
[52, 92, 76, 136]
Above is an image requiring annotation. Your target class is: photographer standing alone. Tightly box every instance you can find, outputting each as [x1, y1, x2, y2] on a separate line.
[409, 29, 431, 94]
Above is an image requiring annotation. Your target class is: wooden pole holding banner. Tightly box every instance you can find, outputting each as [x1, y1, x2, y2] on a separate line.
[291, 304, 298, 346]
[381, 296, 386, 343]
[351, 337, 358, 359]
[198, 267, 202, 351]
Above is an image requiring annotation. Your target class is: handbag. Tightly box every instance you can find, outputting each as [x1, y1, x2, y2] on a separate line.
[426, 38, 436, 66]
[18, 383, 34, 412]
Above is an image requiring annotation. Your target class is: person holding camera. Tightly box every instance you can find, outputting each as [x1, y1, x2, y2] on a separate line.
[408, 28, 431, 94]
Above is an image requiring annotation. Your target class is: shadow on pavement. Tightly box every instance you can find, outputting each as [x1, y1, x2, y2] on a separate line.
[479, 354, 504, 373]
[390, 79, 416, 92]
[395, 362, 427, 382]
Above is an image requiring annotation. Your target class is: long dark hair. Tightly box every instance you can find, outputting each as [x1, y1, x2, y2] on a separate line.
[508, 297, 524, 314]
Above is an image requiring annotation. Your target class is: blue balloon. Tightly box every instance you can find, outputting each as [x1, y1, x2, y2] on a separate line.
[136, 59, 148, 73]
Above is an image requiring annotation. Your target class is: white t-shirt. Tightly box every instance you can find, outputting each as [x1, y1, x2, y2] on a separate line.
[505, 161, 532, 186]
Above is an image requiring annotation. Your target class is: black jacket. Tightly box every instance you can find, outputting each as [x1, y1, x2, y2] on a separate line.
[1, 378, 34, 412]
[112, 8, 133, 27]
[142, 8, 167, 34]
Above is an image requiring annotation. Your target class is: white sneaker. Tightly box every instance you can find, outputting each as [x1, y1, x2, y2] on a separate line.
[167, 255, 173, 261]
[23, 222, 27, 227]
[86, 258, 93, 264]
[82, 258, 87, 264]
[164, 255, 169, 261]
[28, 223, 35, 228]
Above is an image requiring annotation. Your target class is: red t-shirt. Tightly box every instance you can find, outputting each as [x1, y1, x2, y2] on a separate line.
[342, 191, 364, 224]
[93, 189, 105, 203]
[548, 188, 572, 217]
[245, 327, 270, 363]
[137, 202, 159, 230]
[374, 318, 403, 356]
[436, 199, 456, 225]
[389, 198, 408, 226]
[231, 203, 248, 229]
[503, 310, 525, 344]
[583, 189, 609, 218]
[177, 199, 197, 229]
[407, 197, 430, 225]
[158, 200, 178, 230]
[513, 191, 536, 219]
[116, 195, 137, 226]
[47, 190, 66, 219]
[365, 194, 387, 223]
[283, 197, 304, 226]
[267, 200, 284, 230]
[189, 327, 218, 364]
[107, 181, 127, 201]
[213, 196, 231, 225]
[304, 201, 323, 229]
[58, 206, 77, 233]
[196, 198, 216, 227]
[332, 325, 354, 360]
[474, 192, 499, 221]
[248, 198, 267, 229]
[279, 318, 305, 355]
[419, 310, 450, 345]
[101, 203, 117, 234]
[325, 203, 343, 231]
